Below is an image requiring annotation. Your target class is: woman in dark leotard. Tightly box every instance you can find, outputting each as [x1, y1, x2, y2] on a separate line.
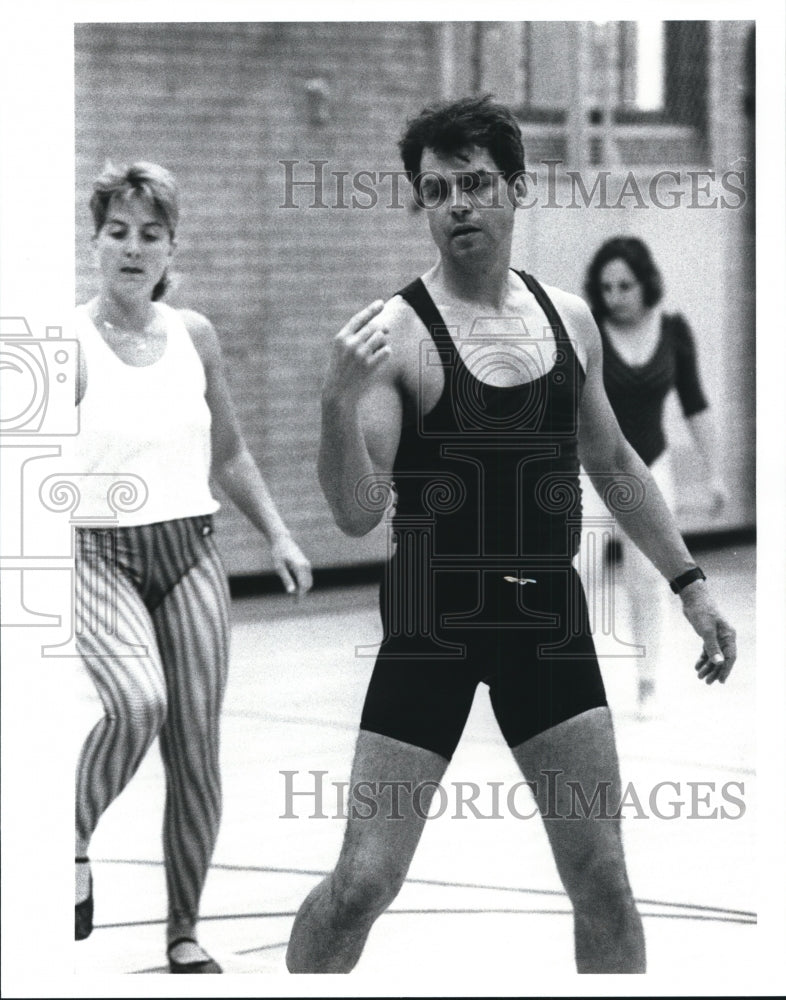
[582, 236, 725, 709]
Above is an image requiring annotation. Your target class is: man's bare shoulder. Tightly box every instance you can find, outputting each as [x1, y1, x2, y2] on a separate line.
[377, 292, 424, 337]
[374, 291, 432, 370]
[537, 283, 593, 327]
[537, 281, 599, 366]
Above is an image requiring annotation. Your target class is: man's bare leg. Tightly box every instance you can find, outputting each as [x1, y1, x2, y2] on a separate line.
[286, 730, 448, 973]
[512, 706, 645, 973]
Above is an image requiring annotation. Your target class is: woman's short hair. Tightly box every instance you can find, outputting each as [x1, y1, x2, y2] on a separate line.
[89, 161, 179, 300]
[584, 236, 664, 319]
[398, 95, 526, 193]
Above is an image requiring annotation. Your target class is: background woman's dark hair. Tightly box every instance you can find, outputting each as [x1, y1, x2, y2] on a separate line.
[398, 95, 526, 194]
[584, 236, 664, 319]
[90, 161, 179, 301]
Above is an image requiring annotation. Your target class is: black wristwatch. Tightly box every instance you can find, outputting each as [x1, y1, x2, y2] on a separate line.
[669, 566, 707, 594]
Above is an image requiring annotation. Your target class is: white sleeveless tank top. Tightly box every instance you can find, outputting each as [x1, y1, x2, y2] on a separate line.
[70, 302, 219, 526]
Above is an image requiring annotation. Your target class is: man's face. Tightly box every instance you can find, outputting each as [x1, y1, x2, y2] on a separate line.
[417, 145, 520, 264]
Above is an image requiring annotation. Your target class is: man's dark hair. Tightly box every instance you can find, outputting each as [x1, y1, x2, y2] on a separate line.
[398, 95, 526, 191]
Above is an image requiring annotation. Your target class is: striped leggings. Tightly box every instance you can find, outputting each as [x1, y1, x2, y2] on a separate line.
[74, 514, 230, 942]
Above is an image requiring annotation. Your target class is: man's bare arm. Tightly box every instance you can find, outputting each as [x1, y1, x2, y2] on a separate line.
[318, 300, 404, 537]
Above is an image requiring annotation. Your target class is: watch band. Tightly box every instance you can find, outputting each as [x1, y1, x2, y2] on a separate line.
[669, 566, 707, 594]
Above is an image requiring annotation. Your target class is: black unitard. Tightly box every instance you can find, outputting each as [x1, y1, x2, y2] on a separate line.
[360, 272, 607, 760]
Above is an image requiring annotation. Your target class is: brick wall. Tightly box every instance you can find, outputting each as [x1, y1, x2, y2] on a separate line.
[75, 22, 441, 575]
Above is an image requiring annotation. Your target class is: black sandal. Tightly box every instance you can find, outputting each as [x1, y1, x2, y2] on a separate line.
[167, 936, 223, 974]
[75, 857, 93, 941]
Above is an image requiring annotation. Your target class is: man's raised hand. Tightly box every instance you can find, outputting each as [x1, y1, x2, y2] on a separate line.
[323, 300, 390, 403]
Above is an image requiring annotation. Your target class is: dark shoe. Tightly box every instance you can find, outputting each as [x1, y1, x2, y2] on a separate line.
[167, 936, 223, 974]
[75, 856, 93, 941]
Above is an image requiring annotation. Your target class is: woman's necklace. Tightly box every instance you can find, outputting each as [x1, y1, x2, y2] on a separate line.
[96, 305, 167, 364]
[99, 304, 162, 350]
[102, 319, 151, 350]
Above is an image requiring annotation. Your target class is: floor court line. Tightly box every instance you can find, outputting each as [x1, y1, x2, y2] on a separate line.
[100, 909, 756, 936]
[236, 941, 291, 956]
[91, 858, 758, 921]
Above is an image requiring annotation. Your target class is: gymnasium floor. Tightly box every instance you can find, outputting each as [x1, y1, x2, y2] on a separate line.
[71, 542, 757, 990]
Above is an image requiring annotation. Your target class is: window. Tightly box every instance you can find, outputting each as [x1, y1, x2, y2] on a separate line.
[440, 21, 709, 168]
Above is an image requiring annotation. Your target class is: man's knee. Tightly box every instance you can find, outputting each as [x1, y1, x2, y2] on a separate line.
[332, 853, 408, 923]
[562, 841, 635, 914]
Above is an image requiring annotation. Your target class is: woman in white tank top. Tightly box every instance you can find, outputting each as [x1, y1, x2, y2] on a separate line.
[73, 161, 312, 973]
